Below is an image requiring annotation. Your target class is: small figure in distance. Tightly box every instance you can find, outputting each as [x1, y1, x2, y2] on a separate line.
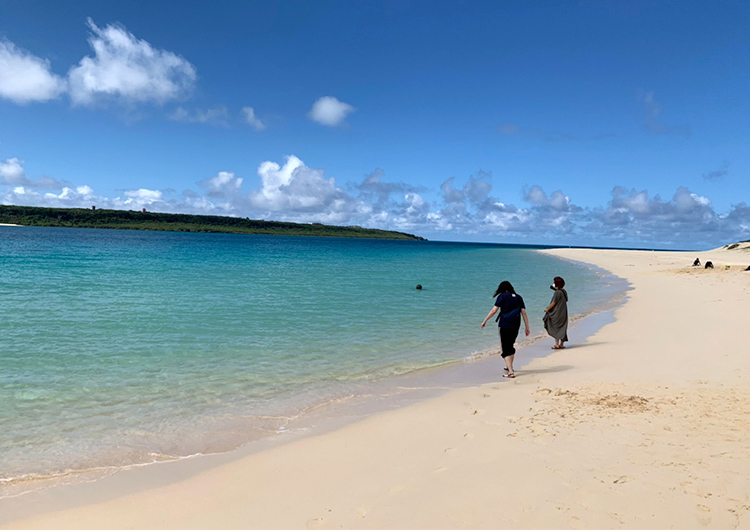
[481, 281, 530, 379]
[544, 276, 569, 350]
[705, 261, 714, 269]
[693, 258, 701, 267]
[416, 284, 423, 290]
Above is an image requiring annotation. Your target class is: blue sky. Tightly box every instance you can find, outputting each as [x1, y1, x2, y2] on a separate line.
[1, 0, 748, 249]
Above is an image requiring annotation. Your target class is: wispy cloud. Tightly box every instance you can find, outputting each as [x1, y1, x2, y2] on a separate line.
[241, 107, 266, 131]
[640, 91, 691, 138]
[498, 124, 617, 143]
[169, 106, 230, 126]
[702, 161, 730, 181]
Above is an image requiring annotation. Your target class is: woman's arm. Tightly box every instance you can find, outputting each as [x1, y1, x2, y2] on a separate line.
[481, 306, 499, 328]
[545, 291, 558, 313]
[521, 308, 530, 336]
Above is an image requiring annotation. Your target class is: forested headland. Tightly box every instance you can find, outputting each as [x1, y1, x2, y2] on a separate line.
[0, 205, 425, 240]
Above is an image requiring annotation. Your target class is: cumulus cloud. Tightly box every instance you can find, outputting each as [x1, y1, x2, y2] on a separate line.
[640, 91, 691, 138]
[523, 185, 575, 212]
[198, 170, 245, 206]
[0, 157, 25, 184]
[356, 168, 422, 210]
[587, 186, 727, 244]
[4, 152, 749, 248]
[169, 106, 229, 126]
[0, 40, 66, 103]
[308, 96, 355, 126]
[0, 157, 65, 189]
[67, 19, 196, 106]
[249, 156, 363, 223]
[431, 172, 533, 234]
[241, 107, 265, 131]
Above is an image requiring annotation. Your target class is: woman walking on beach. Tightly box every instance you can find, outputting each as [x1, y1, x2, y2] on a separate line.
[544, 276, 569, 349]
[481, 281, 530, 378]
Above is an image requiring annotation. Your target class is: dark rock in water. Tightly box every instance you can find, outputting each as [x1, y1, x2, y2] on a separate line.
[416, 284, 423, 290]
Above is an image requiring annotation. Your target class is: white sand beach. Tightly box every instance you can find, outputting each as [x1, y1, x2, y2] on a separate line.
[2, 244, 749, 529]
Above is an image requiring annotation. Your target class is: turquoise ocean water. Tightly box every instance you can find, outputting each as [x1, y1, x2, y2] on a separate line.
[0, 227, 622, 495]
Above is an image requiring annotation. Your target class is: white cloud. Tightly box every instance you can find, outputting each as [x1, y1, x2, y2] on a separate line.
[0, 40, 66, 104]
[0, 157, 65, 189]
[250, 156, 363, 223]
[523, 185, 573, 212]
[169, 106, 229, 126]
[0, 157, 26, 184]
[308, 96, 355, 127]
[67, 19, 196, 106]
[199, 171, 244, 201]
[4, 152, 749, 248]
[241, 107, 265, 131]
[124, 188, 162, 201]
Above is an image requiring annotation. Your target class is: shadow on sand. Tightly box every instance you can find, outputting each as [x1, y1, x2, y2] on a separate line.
[562, 341, 606, 349]
[518, 364, 575, 375]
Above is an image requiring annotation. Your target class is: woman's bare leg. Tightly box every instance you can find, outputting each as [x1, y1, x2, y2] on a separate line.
[504, 354, 515, 376]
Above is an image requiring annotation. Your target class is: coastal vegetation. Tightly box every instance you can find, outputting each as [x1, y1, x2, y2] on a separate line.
[0, 205, 425, 240]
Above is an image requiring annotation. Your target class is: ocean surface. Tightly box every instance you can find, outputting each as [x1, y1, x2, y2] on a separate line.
[0, 227, 623, 496]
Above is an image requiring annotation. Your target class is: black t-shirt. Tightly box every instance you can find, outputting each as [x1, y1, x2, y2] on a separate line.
[494, 293, 525, 329]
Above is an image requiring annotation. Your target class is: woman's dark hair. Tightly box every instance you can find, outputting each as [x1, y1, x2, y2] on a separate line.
[553, 276, 565, 289]
[493, 281, 515, 297]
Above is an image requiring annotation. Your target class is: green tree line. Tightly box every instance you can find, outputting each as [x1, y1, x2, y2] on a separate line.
[0, 205, 425, 240]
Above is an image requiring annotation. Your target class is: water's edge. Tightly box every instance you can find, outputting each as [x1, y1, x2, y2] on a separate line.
[0, 251, 630, 524]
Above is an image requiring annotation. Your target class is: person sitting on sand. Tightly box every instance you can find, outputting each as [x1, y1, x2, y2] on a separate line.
[693, 258, 701, 267]
[481, 281, 530, 378]
[544, 276, 569, 350]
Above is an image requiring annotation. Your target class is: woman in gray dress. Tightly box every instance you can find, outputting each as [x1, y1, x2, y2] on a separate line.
[544, 276, 568, 349]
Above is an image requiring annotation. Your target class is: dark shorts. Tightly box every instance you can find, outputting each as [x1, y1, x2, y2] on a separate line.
[499, 326, 519, 358]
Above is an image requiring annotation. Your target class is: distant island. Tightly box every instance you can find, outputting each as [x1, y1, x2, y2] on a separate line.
[0, 205, 426, 240]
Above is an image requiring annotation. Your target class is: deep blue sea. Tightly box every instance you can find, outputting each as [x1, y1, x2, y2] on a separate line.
[0, 227, 621, 495]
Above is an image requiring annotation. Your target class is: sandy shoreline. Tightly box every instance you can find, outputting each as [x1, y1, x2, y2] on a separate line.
[2, 245, 749, 529]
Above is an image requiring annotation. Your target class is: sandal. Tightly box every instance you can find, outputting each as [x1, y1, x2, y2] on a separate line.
[503, 372, 516, 378]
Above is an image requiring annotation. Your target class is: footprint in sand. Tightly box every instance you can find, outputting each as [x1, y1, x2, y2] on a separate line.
[464, 432, 475, 439]
[434, 466, 447, 473]
[472, 409, 483, 415]
[613, 475, 633, 484]
[306, 517, 324, 529]
[696, 504, 712, 526]
[444, 447, 455, 453]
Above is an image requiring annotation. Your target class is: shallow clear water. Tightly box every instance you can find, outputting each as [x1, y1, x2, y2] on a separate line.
[0, 227, 619, 491]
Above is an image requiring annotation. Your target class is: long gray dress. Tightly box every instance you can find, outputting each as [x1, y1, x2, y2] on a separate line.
[544, 288, 568, 342]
